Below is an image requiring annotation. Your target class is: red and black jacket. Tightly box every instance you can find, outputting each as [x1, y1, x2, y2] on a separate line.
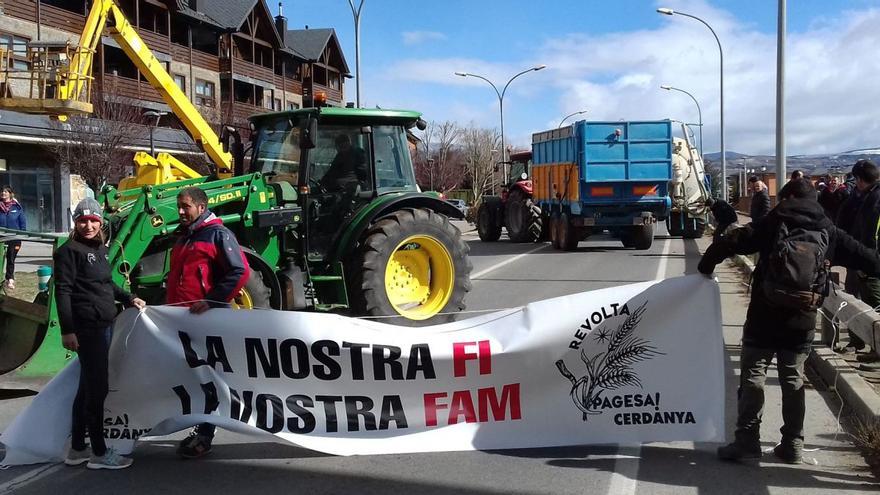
[166, 211, 250, 308]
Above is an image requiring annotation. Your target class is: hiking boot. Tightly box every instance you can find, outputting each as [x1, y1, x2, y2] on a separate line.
[64, 447, 90, 466]
[773, 441, 803, 464]
[86, 447, 133, 470]
[717, 441, 762, 461]
[177, 432, 213, 459]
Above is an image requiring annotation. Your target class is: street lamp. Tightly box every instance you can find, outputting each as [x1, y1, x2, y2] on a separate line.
[347, 0, 365, 108]
[660, 85, 703, 158]
[657, 7, 725, 201]
[455, 64, 546, 185]
[558, 109, 588, 128]
[143, 110, 168, 157]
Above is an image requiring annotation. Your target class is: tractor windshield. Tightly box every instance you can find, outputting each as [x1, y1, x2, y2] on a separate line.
[252, 118, 302, 184]
[372, 125, 418, 194]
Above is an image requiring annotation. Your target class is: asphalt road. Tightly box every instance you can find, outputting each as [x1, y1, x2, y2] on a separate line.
[0, 222, 876, 494]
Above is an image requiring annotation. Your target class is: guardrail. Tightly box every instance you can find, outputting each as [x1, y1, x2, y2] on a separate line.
[820, 283, 880, 352]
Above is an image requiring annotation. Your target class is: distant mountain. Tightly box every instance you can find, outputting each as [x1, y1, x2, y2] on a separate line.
[702, 151, 750, 161]
[700, 149, 880, 176]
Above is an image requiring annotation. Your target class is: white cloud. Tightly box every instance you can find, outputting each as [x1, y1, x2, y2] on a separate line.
[367, 1, 880, 155]
[402, 31, 447, 46]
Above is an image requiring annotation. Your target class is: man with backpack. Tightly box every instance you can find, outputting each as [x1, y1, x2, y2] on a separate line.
[698, 178, 880, 464]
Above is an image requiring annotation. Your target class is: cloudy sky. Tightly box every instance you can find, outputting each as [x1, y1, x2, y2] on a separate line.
[287, 0, 880, 156]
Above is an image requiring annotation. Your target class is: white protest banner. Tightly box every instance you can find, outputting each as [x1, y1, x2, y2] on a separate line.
[1, 274, 724, 465]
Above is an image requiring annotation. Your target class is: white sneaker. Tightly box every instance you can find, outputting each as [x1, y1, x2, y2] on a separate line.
[86, 447, 133, 470]
[3, 279, 13, 290]
[64, 447, 90, 466]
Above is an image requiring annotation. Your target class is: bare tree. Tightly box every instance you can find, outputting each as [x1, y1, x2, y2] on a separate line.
[49, 87, 147, 190]
[460, 123, 500, 205]
[414, 120, 464, 193]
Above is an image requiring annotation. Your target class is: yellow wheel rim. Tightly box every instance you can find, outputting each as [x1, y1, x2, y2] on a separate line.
[230, 287, 255, 310]
[384, 235, 454, 320]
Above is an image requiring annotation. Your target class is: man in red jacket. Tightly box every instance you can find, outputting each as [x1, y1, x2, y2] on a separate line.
[168, 186, 249, 458]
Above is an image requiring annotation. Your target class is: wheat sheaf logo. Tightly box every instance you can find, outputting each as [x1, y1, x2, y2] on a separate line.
[555, 301, 664, 420]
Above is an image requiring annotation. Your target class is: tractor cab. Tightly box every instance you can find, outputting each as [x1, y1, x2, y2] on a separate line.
[250, 107, 421, 263]
[502, 150, 533, 200]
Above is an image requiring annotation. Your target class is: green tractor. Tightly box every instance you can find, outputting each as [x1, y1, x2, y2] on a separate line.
[0, 107, 472, 377]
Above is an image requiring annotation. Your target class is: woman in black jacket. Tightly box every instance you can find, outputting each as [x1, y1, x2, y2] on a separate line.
[55, 198, 145, 470]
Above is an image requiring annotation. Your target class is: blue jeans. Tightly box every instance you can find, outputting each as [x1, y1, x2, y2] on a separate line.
[735, 345, 808, 444]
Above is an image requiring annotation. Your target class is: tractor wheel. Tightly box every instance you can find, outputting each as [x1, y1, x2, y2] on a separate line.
[350, 208, 472, 326]
[630, 223, 656, 250]
[559, 213, 579, 251]
[666, 211, 684, 237]
[505, 190, 542, 243]
[231, 270, 273, 309]
[683, 217, 707, 239]
[477, 203, 502, 242]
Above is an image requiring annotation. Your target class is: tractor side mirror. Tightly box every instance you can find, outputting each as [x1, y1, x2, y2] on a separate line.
[300, 117, 317, 149]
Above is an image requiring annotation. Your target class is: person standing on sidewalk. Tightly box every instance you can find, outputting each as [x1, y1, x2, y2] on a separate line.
[845, 160, 880, 356]
[0, 186, 26, 290]
[167, 186, 249, 458]
[56, 198, 146, 470]
[698, 178, 880, 464]
[748, 177, 771, 222]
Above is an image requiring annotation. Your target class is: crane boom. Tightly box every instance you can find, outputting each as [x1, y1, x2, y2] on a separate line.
[1, 0, 233, 176]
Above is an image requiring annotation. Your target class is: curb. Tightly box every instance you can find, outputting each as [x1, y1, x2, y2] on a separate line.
[726, 251, 880, 422]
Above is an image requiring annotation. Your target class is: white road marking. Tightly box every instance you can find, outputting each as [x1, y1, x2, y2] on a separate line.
[607, 237, 672, 495]
[471, 244, 549, 279]
[0, 463, 63, 494]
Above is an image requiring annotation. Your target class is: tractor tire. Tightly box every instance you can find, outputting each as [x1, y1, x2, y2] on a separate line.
[505, 190, 542, 243]
[232, 269, 273, 309]
[683, 217, 707, 239]
[630, 224, 655, 250]
[558, 213, 579, 251]
[349, 208, 472, 326]
[666, 211, 684, 237]
[477, 203, 502, 242]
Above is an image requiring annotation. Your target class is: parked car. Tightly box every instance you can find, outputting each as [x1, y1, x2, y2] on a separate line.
[447, 198, 468, 217]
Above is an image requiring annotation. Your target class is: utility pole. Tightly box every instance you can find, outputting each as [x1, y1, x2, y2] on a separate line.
[347, 0, 365, 108]
[775, 0, 787, 193]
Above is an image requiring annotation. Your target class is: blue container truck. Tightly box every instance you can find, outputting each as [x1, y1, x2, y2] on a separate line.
[531, 120, 673, 250]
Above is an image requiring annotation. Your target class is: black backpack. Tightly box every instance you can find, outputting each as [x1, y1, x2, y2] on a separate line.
[761, 223, 830, 310]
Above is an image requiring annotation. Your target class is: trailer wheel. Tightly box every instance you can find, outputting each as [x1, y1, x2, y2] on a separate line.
[477, 203, 502, 242]
[559, 213, 579, 251]
[505, 189, 542, 243]
[231, 270, 273, 309]
[549, 214, 561, 249]
[630, 223, 655, 250]
[350, 208, 472, 326]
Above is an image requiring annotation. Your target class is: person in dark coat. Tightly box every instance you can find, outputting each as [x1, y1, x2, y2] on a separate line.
[705, 197, 738, 242]
[748, 177, 771, 221]
[699, 179, 880, 464]
[56, 198, 146, 469]
[837, 165, 865, 299]
[845, 160, 880, 353]
[0, 186, 26, 290]
[817, 176, 843, 220]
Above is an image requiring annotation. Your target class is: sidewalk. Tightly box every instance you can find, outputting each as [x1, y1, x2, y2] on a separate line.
[696, 234, 877, 480]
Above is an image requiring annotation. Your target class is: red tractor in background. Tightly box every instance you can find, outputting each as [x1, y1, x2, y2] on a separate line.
[476, 150, 543, 242]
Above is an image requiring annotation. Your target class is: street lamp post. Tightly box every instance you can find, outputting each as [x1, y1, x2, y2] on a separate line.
[455, 65, 546, 186]
[347, 0, 365, 108]
[558, 110, 588, 128]
[660, 85, 702, 157]
[143, 110, 167, 157]
[657, 7, 725, 201]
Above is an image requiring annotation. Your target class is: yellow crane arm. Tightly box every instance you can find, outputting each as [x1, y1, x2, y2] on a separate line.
[60, 0, 233, 176]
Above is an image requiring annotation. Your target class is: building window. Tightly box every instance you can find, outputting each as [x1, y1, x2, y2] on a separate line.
[173, 74, 186, 93]
[328, 72, 340, 90]
[274, 98, 281, 111]
[195, 79, 215, 107]
[0, 32, 30, 70]
[287, 101, 300, 110]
